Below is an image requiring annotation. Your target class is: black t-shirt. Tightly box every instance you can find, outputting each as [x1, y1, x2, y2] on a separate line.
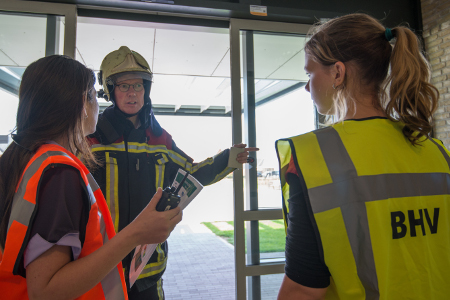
[31, 166, 89, 244]
[284, 173, 331, 288]
[19, 166, 89, 277]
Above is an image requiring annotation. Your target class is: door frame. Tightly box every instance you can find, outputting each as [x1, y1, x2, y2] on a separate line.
[0, 4, 313, 298]
[229, 18, 311, 300]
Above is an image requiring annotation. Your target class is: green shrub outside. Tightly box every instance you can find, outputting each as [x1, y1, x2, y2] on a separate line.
[202, 220, 286, 253]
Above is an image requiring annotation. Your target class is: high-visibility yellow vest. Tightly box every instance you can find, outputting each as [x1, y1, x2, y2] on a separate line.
[276, 118, 450, 299]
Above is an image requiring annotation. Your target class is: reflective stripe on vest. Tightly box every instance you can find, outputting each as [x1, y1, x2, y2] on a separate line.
[277, 119, 450, 300]
[0, 144, 128, 300]
[6, 150, 77, 274]
[310, 127, 450, 299]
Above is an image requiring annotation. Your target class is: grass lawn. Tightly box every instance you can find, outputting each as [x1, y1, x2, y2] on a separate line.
[202, 220, 286, 253]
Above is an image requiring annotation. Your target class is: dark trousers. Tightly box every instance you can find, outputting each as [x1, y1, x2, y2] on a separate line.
[128, 278, 164, 300]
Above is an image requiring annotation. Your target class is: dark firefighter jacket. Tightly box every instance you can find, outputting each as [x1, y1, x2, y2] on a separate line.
[88, 106, 234, 292]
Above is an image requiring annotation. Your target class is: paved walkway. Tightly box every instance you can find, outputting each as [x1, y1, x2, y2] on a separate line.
[163, 223, 283, 300]
[163, 223, 235, 299]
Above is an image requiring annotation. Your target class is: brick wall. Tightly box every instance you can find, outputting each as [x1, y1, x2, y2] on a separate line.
[421, 0, 450, 147]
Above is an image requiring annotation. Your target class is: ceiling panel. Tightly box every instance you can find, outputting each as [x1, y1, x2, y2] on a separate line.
[151, 74, 229, 106]
[0, 13, 47, 67]
[152, 28, 229, 76]
[76, 18, 155, 71]
[211, 49, 230, 77]
[0, 51, 15, 66]
[269, 53, 308, 81]
[253, 33, 306, 80]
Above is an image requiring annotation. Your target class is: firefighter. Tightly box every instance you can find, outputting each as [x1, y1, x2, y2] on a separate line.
[89, 46, 257, 299]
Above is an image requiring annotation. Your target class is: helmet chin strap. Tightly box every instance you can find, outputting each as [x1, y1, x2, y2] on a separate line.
[118, 108, 141, 118]
[114, 102, 150, 121]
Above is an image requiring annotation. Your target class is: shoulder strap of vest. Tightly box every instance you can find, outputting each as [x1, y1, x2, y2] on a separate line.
[314, 126, 357, 182]
[429, 138, 450, 169]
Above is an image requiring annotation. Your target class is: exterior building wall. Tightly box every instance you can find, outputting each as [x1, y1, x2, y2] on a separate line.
[421, 0, 450, 147]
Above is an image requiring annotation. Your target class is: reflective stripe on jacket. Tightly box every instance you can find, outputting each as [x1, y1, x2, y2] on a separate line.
[276, 118, 450, 299]
[89, 106, 233, 291]
[0, 144, 128, 300]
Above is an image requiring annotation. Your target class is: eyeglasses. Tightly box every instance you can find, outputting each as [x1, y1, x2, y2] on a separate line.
[116, 83, 144, 92]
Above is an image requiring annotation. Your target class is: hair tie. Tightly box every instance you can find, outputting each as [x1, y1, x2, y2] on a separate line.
[385, 28, 394, 42]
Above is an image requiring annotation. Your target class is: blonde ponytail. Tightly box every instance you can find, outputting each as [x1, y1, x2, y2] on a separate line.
[305, 14, 439, 145]
[383, 27, 439, 145]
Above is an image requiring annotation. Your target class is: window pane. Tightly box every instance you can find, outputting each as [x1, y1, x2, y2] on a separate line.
[240, 31, 315, 211]
[245, 220, 286, 263]
[0, 12, 64, 152]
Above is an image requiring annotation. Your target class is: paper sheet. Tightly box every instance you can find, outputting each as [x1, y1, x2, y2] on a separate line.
[128, 169, 203, 287]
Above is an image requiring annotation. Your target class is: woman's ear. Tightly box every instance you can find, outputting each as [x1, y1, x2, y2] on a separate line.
[82, 103, 88, 119]
[332, 61, 346, 87]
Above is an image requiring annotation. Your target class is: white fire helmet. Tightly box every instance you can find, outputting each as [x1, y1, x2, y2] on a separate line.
[98, 46, 152, 102]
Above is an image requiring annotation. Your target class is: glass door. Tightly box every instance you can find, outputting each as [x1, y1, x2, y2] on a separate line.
[230, 19, 313, 300]
[0, 0, 76, 150]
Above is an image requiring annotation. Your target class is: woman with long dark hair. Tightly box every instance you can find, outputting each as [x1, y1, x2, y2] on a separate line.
[0, 55, 181, 299]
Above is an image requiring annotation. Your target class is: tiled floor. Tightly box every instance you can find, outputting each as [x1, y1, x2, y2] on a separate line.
[161, 179, 285, 299]
[163, 223, 284, 300]
[163, 223, 235, 299]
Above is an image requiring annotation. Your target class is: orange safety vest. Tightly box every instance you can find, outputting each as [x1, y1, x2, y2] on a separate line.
[0, 144, 128, 300]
